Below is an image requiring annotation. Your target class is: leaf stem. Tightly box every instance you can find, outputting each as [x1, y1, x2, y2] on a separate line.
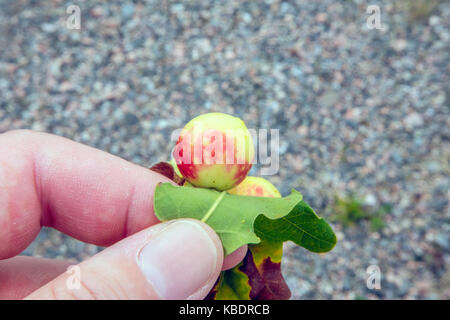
[201, 191, 227, 223]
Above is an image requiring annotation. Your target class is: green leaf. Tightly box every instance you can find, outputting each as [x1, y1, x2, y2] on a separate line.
[254, 200, 337, 253]
[154, 183, 302, 255]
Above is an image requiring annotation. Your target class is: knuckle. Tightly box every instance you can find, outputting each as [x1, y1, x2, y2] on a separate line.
[72, 277, 99, 300]
[47, 275, 99, 300]
[59, 270, 130, 300]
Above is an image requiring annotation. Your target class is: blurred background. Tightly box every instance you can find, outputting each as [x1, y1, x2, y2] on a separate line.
[0, 0, 448, 299]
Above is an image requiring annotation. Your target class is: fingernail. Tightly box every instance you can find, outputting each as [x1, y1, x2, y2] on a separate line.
[137, 220, 218, 299]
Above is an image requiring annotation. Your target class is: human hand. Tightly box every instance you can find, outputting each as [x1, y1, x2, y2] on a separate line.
[0, 130, 247, 300]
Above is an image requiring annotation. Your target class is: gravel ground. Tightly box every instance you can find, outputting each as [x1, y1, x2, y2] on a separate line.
[0, 0, 449, 299]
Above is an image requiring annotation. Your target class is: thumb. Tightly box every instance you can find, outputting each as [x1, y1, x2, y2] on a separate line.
[25, 219, 223, 300]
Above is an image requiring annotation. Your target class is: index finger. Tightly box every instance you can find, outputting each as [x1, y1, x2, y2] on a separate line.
[0, 130, 174, 259]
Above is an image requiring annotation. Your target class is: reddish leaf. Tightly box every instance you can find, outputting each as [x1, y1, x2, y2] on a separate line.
[240, 245, 291, 300]
[149, 162, 185, 185]
[205, 278, 220, 300]
[207, 240, 291, 300]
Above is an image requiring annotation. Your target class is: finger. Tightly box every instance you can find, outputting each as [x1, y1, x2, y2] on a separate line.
[0, 247, 245, 299]
[0, 130, 174, 259]
[221, 245, 248, 271]
[26, 219, 223, 300]
[0, 256, 71, 299]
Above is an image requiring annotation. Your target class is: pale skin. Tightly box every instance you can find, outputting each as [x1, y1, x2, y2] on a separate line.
[0, 130, 247, 299]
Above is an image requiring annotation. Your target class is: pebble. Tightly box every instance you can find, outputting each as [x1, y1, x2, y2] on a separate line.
[364, 194, 377, 207]
[121, 3, 135, 20]
[404, 113, 424, 129]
